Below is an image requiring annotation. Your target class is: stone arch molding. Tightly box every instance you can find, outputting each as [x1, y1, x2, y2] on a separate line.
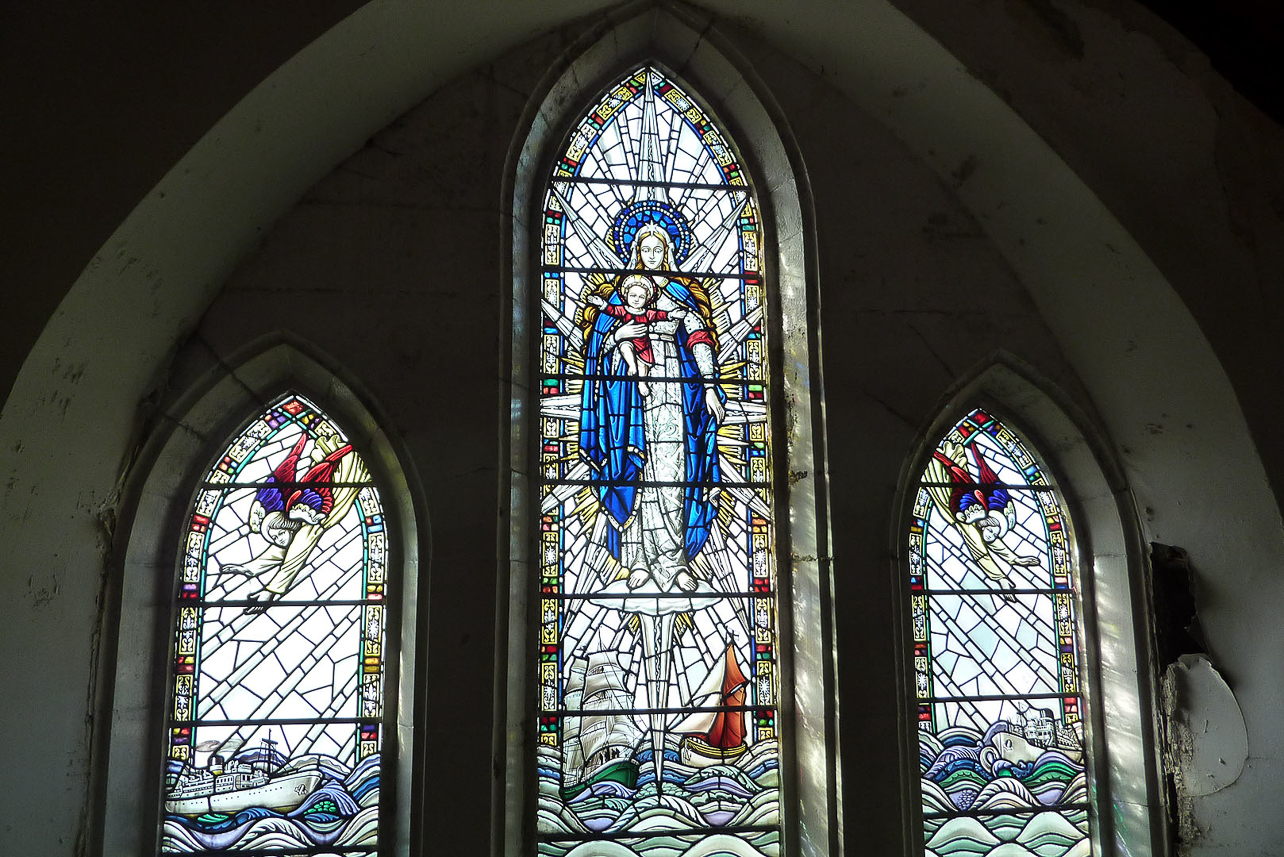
[10, 0, 1272, 618]
[0, 0, 1278, 854]
[898, 356, 1164, 855]
[500, 8, 839, 856]
[98, 340, 421, 856]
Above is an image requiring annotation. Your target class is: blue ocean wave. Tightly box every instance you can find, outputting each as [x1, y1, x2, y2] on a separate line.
[160, 754, 381, 853]
[921, 722, 1085, 813]
[537, 740, 780, 844]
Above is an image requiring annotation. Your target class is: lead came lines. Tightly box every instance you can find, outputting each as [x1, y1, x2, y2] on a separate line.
[911, 410, 1090, 857]
[536, 67, 778, 851]
[161, 396, 387, 855]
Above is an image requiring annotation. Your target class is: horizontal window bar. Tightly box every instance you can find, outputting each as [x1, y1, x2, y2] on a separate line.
[539, 479, 765, 489]
[549, 704, 771, 717]
[190, 599, 382, 609]
[157, 847, 377, 856]
[538, 823, 778, 843]
[172, 717, 381, 727]
[921, 691, 1083, 704]
[917, 481, 1056, 491]
[545, 265, 755, 281]
[548, 591, 772, 601]
[916, 587, 1072, 597]
[197, 481, 377, 490]
[550, 175, 753, 193]
[538, 373, 771, 385]
[922, 802, 1090, 821]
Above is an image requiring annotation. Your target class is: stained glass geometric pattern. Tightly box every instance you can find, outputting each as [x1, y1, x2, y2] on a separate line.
[159, 394, 386, 855]
[909, 410, 1090, 857]
[535, 66, 780, 857]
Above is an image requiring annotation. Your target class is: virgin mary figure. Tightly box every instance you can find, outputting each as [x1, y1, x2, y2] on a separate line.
[578, 218, 730, 786]
[579, 221, 727, 599]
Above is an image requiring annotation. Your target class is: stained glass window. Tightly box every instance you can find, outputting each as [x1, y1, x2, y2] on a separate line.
[909, 410, 1090, 857]
[159, 394, 388, 855]
[535, 66, 780, 856]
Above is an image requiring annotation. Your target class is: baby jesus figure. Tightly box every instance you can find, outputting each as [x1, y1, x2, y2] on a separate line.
[587, 274, 686, 396]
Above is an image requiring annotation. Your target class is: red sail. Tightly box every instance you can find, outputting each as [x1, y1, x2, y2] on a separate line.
[705, 643, 749, 750]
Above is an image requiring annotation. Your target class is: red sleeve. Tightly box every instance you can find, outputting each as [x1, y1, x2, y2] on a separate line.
[685, 330, 714, 349]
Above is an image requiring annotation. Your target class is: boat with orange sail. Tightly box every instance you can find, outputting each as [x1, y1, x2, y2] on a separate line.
[674, 642, 750, 768]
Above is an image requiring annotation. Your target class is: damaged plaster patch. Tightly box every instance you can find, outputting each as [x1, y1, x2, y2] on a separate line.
[1164, 653, 1247, 797]
[26, 573, 59, 609]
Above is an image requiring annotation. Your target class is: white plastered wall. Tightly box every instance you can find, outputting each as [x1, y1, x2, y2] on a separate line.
[0, 1, 1280, 855]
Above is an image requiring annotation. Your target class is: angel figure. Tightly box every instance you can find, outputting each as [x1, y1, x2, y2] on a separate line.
[222, 428, 369, 614]
[924, 440, 1041, 601]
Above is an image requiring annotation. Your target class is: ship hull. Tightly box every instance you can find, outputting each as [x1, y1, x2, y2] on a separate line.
[165, 770, 323, 816]
[680, 736, 748, 769]
[560, 757, 639, 800]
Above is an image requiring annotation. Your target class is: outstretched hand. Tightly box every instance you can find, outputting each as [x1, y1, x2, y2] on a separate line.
[704, 387, 725, 424]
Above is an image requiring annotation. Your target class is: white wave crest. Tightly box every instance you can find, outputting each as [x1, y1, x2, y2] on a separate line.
[973, 776, 1038, 810]
[926, 815, 1002, 853]
[561, 832, 775, 857]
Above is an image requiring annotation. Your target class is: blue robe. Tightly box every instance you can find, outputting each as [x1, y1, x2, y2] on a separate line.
[579, 277, 725, 563]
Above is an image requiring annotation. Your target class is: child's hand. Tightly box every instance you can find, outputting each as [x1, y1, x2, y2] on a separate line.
[587, 294, 607, 308]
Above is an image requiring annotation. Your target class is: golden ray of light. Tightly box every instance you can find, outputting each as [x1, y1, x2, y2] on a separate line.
[719, 360, 748, 377]
[717, 493, 737, 529]
[571, 488, 600, 526]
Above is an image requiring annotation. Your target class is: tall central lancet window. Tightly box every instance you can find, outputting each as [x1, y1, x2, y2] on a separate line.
[909, 409, 1091, 857]
[535, 66, 780, 854]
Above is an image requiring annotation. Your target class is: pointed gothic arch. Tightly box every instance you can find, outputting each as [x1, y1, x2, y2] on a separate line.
[501, 9, 838, 856]
[896, 359, 1163, 857]
[98, 341, 422, 856]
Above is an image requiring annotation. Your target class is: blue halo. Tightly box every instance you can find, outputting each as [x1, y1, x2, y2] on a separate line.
[612, 200, 692, 264]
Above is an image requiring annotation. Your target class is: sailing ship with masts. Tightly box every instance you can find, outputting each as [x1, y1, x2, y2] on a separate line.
[561, 650, 643, 799]
[674, 642, 750, 768]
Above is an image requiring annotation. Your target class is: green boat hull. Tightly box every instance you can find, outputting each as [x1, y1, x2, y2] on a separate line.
[560, 758, 640, 800]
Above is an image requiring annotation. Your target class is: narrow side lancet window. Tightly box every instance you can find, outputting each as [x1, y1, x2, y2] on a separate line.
[909, 409, 1091, 857]
[159, 393, 389, 855]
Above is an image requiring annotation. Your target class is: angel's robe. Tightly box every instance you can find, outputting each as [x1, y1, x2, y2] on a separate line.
[923, 443, 1030, 583]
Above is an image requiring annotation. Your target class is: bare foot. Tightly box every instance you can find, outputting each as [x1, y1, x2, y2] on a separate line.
[627, 568, 651, 589]
[638, 381, 650, 397]
[675, 571, 697, 592]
